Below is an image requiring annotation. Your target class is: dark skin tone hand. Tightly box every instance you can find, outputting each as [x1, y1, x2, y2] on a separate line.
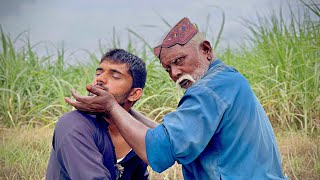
[65, 85, 118, 114]
[65, 84, 150, 164]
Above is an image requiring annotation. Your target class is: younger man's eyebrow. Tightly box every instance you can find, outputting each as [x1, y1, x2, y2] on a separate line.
[96, 67, 103, 71]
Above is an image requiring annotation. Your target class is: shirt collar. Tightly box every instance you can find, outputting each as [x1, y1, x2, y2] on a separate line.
[209, 59, 222, 69]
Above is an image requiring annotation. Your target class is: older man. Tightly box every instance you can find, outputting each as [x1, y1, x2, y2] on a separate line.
[66, 18, 288, 180]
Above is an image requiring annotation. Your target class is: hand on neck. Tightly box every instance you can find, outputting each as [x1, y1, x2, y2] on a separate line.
[105, 106, 131, 136]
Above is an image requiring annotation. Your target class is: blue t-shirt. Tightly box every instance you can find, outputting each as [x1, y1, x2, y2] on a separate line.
[46, 110, 148, 180]
[146, 60, 287, 180]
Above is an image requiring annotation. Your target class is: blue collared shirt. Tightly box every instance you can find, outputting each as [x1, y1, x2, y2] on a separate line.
[146, 60, 287, 180]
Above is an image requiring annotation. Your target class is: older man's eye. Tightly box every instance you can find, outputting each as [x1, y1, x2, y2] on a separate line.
[172, 59, 177, 65]
[165, 67, 171, 73]
[173, 56, 184, 65]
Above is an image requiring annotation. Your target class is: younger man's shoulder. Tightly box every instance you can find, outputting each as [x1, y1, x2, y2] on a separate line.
[52, 111, 99, 153]
[55, 110, 96, 134]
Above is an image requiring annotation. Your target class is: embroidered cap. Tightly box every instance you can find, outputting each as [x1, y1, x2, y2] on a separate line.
[153, 17, 198, 59]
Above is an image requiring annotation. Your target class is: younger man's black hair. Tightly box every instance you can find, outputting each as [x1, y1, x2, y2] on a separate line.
[101, 49, 147, 89]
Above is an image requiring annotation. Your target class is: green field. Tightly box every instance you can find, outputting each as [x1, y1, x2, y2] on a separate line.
[0, 1, 319, 180]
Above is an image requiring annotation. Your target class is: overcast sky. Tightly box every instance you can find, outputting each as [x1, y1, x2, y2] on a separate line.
[0, 0, 306, 63]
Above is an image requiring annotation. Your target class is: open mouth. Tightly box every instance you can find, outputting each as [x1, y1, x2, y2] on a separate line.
[179, 79, 190, 89]
[176, 74, 195, 89]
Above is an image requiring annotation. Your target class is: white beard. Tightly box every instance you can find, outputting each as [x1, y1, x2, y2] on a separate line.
[176, 63, 208, 89]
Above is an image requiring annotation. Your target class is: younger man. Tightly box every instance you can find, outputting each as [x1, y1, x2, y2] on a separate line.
[46, 49, 150, 180]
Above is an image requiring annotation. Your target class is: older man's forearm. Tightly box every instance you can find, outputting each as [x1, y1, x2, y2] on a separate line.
[130, 109, 159, 129]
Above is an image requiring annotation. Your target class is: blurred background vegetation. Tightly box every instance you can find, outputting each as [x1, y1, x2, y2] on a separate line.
[0, 0, 319, 179]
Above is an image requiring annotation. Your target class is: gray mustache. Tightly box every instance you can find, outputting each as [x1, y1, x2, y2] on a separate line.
[176, 74, 195, 89]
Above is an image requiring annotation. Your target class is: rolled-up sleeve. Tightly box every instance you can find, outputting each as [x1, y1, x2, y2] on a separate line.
[146, 124, 175, 172]
[145, 85, 228, 172]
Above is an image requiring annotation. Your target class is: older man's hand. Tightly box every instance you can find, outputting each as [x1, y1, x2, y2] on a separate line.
[65, 84, 117, 113]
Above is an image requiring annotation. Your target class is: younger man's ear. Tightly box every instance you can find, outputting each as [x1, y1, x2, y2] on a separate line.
[128, 88, 143, 102]
[200, 40, 213, 61]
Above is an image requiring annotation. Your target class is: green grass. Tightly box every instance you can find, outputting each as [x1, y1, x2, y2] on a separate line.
[0, 28, 108, 127]
[0, 127, 52, 179]
[0, 0, 319, 179]
[0, 127, 319, 180]
[220, 1, 320, 134]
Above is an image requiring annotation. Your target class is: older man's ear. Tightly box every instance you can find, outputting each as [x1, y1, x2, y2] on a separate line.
[199, 40, 213, 61]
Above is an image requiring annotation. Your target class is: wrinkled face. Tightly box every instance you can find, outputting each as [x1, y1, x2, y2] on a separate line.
[92, 60, 133, 106]
[160, 43, 210, 89]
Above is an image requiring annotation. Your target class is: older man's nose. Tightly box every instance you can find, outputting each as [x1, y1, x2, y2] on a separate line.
[171, 67, 182, 82]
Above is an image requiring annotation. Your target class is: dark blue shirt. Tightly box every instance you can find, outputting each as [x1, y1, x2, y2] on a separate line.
[116, 150, 149, 180]
[46, 110, 148, 180]
[146, 60, 288, 180]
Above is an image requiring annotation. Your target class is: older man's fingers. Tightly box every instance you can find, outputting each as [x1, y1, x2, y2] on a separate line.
[64, 97, 76, 105]
[65, 97, 93, 111]
[71, 89, 93, 103]
[86, 85, 106, 96]
[65, 97, 84, 109]
[86, 84, 93, 92]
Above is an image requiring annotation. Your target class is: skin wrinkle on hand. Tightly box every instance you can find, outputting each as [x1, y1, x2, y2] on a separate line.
[88, 85, 117, 114]
[65, 85, 118, 114]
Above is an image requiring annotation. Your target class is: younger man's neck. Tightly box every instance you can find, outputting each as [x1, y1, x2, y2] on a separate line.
[105, 105, 131, 136]
[106, 118, 120, 135]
